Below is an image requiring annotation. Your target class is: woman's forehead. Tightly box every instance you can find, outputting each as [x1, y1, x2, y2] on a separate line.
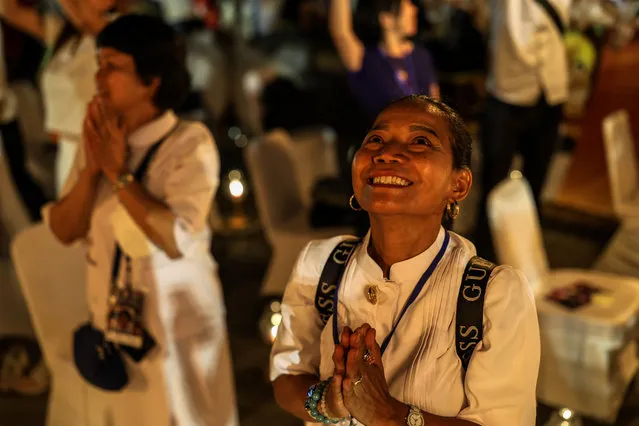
[98, 47, 129, 59]
[373, 102, 448, 132]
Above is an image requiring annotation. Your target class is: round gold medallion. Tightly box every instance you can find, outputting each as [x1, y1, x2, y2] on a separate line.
[366, 285, 378, 305]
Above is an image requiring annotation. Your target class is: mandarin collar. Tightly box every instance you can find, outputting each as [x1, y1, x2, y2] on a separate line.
[356, 226, 448, 284]
[127, 110, 178, 148]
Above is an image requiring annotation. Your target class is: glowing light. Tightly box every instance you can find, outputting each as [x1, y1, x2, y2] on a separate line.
[270, 325, 279, 342]
[229, 179, 244, 198]
[228, 127, 242, 140]
[560, 409, 573, 420]
[235, 135, 248, 148]
[270, 313, 282, 327]
[228, 170, 242, 180]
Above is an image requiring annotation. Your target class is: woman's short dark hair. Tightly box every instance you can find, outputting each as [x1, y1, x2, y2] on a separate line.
[96, 14, 191, 111]
[354, 0, 403, 43]
[374, 0, 402, 15]
[386, 95, 473, 170]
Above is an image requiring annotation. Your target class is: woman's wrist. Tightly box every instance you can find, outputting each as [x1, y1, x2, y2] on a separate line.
[319, 379, 344, 423]
[105, 165, 129, 185]
[80, 168, 101, 183]
[375, 398, 409, 426]
[305, 379, 344, 424]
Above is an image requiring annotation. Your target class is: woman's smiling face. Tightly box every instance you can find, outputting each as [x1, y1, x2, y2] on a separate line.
[352, 100, 471, 218]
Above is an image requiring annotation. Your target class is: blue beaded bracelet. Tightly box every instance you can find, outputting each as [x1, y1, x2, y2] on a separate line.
[304, 379, 341, 424]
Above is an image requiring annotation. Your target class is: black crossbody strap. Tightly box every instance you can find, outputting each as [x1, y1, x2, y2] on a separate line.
[534, 0, 565, 35]
[456, 256, 496, 371]
[110, 122, 181, 288]
[314, 238, 361, 326]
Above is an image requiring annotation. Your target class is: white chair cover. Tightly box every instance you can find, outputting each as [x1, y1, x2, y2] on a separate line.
[488, 176, 639, 422]
[603, 109, 639, 218]
[487, 176, 550, 293]
[11, 223, 89, 426]
[287, 128, 340, 208]
[244, 130, 353, 296]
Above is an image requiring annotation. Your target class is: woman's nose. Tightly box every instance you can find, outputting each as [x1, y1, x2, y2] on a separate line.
[95, 67, 107, 83]
[373, 143, 407, 164]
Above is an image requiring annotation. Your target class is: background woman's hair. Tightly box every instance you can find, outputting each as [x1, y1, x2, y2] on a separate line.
[353, 0, 402, 44]
[388, 94, 472, 170]
[96, 14, 191, 111]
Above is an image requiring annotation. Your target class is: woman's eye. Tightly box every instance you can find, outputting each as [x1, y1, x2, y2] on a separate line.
[365, 136, 384, 145]
[413, 137, 432, 146]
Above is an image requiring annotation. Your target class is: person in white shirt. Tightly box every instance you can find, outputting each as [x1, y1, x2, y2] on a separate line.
[0, 0, 130, 196]
[474, 0, 570, 258]
[43, 15, 237, 426]
[271, 95, 541, 425]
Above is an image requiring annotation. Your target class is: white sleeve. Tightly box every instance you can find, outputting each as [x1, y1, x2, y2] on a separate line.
[269, 241, 332, 381]
[457, 266, 540, 426]
[40, 137, 86, 227]
[162, 124, 219, 254]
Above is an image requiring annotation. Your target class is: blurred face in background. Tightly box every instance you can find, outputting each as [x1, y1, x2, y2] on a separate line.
[379, 0, 419, 39]
[95, 47, 159, 116]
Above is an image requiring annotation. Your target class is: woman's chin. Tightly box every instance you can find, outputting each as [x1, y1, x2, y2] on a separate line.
[365, 200, 409, 216]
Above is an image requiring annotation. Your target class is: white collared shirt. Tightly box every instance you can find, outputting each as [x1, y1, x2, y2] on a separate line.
[42, 111, 238, 426]
[486, 0, 571, 106]
[271, 228, 541, 425]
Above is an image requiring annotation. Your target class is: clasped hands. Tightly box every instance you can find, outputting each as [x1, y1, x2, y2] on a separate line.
[82, 95, 128, 182]
[323, 323, 407, 426]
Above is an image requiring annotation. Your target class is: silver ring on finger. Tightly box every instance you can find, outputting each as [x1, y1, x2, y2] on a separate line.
[353, 374, 364, 387]
[363, 350, 375, 365]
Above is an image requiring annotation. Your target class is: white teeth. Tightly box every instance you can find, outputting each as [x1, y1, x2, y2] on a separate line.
[372, 176, 410, 186]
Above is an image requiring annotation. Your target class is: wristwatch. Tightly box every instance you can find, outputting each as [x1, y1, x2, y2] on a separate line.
[112, 172, 134, 192]
[406, 405, 424, 426]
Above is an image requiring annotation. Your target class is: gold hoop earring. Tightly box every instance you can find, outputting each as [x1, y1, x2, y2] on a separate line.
[446, 201, 460, 220]
[349, 195, 362, 211]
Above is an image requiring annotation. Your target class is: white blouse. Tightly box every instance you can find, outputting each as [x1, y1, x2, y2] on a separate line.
[271, 227, 540, 426]
[43, 110, 238, 426]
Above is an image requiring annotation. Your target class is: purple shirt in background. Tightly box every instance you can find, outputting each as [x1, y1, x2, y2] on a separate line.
[348, 45, 437, 123]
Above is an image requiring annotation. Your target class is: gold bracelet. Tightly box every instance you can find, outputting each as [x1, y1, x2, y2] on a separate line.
[112, 172, 134, 192]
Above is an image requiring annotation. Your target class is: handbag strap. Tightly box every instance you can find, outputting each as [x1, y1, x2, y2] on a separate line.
[455, 256, 496, 371]
[314, 238, 361, 326]
[533, 0, 565, 35]
[314, 241, 497, 374]
[109, 122, 180, 290]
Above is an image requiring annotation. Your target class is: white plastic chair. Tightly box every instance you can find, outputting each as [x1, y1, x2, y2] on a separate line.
[487, 176, 639, 423]
[284, 128, 340, 208]
[11, 223, 89, 426]
[244, 130, 354, 297]
[595, 110, 639, 277]
[0, 143, 31, 241]
[594, 219, 639, 277]
[602, 109, 639, 219]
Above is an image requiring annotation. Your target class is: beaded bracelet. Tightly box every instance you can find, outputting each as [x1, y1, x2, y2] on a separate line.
[304, 379, 343, 424]
[320, 379, 343, 423]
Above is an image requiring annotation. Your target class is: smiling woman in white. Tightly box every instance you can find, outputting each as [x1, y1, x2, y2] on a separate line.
[42, 15, 237, 426]
[271, 95, 540, 426]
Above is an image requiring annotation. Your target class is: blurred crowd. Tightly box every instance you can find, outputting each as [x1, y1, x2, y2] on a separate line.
[1, 0, 639, 425]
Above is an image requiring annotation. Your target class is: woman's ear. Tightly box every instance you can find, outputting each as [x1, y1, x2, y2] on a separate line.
[451, 167, 472, 203]
[145, 76, 161, 103]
